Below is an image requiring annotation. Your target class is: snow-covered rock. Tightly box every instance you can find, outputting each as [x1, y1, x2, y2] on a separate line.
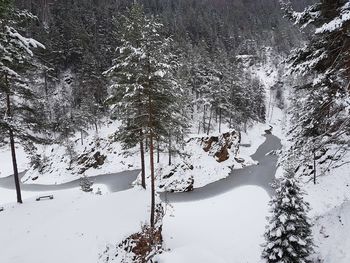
[156, 130, 241, 192]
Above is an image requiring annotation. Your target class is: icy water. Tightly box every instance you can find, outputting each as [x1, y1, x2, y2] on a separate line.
[0, 170, 139, 193]
[0, 134, 281, 199]
[162, 134, 282, 202]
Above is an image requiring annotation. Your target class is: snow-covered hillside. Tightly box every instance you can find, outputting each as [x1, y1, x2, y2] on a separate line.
[13, 120, 272, 193]
[304, 152, 350, 263]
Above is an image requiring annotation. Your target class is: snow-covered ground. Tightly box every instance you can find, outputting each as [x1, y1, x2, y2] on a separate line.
[157, 186, 270, 263]
[0, 145, 29, 178]
[3, 48, 349, 263]
[303, 151, 350, 263]
[0, 52, 286, 263]
[1, 186, 47, 204]
[0, 173, 272, 263]
[312, 201, 350, 263]
[0, 187, 151, 263]
[0, 124, 279, 263]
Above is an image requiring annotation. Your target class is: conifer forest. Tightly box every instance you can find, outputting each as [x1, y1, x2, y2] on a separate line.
[0, 0, 349, 262]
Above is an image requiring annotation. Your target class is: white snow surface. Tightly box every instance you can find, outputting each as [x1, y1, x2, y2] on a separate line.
[296, 150, 350, 262]
[157, 186, 270, 263]
[312, 201, 350, 263]
[0, 188, 151, 263]
[0, 145, 29, 178]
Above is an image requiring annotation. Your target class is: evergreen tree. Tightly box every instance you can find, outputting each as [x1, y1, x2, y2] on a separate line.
[0, 0, 45, 203]
[104, 4, 150, 189]
[262, 169, 314, 263]
[105, 2, 188, 227]
[281, 0, 350, 171]
[80, 175, 93, 192]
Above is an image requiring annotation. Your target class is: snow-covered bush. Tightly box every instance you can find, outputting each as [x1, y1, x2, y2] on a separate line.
[80, 175, 93, 192]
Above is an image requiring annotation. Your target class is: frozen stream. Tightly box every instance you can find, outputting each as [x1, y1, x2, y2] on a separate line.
[0, 134, 281, 200]
[162, 133, 282, 202]
[0, 170, 139, 193]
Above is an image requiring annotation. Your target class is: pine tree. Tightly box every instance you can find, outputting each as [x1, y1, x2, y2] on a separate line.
[262, 169, 314, 263]
[104, 3, 150, 189]
[281, 0, 350, 170]
[0, 0, 45, 203]
[105, 2, 188, 227]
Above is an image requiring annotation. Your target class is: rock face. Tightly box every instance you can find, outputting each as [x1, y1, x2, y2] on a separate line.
[156, 130, 240, 193]
[201, 130, 240, 163]
[77, 151, 107, 174]
[158, 163, 195, 193]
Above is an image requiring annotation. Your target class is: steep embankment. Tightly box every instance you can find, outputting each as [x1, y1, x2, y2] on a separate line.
[17, 122, 261, 192]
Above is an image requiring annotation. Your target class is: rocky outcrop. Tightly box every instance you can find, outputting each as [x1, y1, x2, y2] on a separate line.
[201, 130, 240, 163]
[77, 151, 107, 174]
[156, 130, 241, 193]
[158, 163, 194, 192]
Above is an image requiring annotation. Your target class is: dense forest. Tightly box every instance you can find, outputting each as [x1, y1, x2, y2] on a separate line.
[1, 0, 309, 146]
[1, 0, 350, 262]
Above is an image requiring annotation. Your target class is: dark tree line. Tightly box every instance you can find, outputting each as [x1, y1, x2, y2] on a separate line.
[0, 0, 312, 207]
[282, 0, 350, 180]
[6, 0, 306, 144]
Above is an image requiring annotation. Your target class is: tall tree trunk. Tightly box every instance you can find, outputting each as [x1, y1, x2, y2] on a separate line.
[191, 104, 194, 120]
[139, 129, 146, 189]
[202, 105, 206, 133]
[148, 95, 156, 228]
[80, 129, 84, 145]
[5, 76, 22, 204]
[219, 108, 222, 133]
[9, 128, 22, 204]
[94, 121, 98, 133]
[207, 106, 213, 136]
[44, 70, 52, 122]
[42, 0, 49, 25]
[313, 150, 317, 185]
[157, 139, 160, 164]
[137, 96, 146, 189]
[168, 134, 172, 166]
[44, 70, 48, 96]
